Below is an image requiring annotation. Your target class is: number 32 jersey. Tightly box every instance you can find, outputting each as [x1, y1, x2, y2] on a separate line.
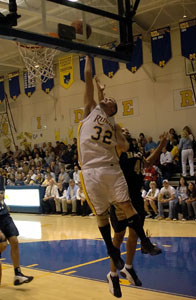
[78, 105, 119, 169]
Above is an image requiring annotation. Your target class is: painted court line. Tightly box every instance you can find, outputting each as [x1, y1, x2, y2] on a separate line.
[56, 248, 142, 274]
[26, 264, 39, 267]
[56, 251, 127, 273]
[64, 271, 76, 275]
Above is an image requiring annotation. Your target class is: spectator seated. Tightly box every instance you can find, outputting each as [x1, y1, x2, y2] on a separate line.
[157, 179, 177, 221]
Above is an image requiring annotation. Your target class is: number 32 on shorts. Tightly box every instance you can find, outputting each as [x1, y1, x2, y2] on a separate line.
[91, 126, 112, 144]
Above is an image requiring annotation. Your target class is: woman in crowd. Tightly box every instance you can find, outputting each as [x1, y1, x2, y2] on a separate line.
[186, 182, 196, 221]
[138, 133, 147, 148]
[173, 177, 188, 221]
[169, 128, 179, 143]
[178, 128, 194, 178]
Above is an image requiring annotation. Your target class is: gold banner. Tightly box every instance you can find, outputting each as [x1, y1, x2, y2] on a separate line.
[59, 55, 74, 89]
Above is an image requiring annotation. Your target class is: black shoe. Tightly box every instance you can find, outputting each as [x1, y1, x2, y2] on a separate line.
[120, 266, 142, 286]
[107, 272, 122, 298]
[141, 237, 162, 256]
[62, 212, 68, 216]
[108, 247, 124, 270]
[14, 273, 34, 285]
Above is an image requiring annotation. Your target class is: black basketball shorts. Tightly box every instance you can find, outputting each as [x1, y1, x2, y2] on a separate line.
[0, 215, 19, 239]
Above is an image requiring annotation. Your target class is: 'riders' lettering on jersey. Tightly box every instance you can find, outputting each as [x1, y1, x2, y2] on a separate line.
[94, 114, 115, 131]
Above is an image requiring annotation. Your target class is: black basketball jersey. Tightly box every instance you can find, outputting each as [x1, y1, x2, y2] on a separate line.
[119, 145, 144, 198]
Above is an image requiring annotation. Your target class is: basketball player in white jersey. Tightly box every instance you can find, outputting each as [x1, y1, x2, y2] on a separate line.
[78, 56, 162, 273]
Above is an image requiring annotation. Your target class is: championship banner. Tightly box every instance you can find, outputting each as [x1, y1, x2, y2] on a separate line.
[0, 76, 5, 102]
[41, 77, 54, 94]
[59, 55, 74, 89]
[102, 59, 119, 78]
[8, 72, 21, 100]
[126, 35, 143, 73]
[180, 19, 196, 60]
[79, 56, 95, 82]
[23, 72, 36, 97]
[1, 121, 8, 136]
[151, 27, 172, 67]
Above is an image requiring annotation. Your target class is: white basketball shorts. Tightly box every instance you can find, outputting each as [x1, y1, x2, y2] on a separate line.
[81, 165, 130, 215]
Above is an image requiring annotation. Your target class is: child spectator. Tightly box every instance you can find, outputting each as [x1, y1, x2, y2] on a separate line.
[144, 181, 159, 218]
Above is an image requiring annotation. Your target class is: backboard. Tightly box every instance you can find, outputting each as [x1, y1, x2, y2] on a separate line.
[0, 0, 141, 69]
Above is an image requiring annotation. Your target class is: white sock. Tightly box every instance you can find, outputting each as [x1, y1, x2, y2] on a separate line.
[125, 264, 132, 269]
[110, 271, 118, 277]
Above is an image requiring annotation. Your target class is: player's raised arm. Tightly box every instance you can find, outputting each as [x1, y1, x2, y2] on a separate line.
[83, 56, 96, 118]
[94, 75, 105, 102]
[144, 132, 169, 167]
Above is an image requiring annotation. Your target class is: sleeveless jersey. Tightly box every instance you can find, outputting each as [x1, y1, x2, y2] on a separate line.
[119, 149, 144, 197]
[78, 105, 119, 169]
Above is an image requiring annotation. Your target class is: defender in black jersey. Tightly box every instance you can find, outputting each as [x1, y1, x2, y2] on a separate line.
[0, 192, 33, 285]
[107, 129, 168, 298]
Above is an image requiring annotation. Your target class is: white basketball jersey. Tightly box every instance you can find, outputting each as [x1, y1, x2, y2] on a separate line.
[78, 105, 119, 169]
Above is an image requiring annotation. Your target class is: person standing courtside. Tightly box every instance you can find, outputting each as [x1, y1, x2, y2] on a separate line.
[178, 128, 194, 178]
[78, 56, 162, 275]
[0, 192, 33, 285]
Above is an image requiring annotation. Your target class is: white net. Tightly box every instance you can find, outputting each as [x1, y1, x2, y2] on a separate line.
[17, 43, 57, 83]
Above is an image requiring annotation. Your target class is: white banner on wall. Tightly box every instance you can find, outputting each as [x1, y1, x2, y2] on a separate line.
[173, 88, 196, 110]
[70, 107, 84, 126]
[118, 97, 139, 117]
[32, 115, 47, 131]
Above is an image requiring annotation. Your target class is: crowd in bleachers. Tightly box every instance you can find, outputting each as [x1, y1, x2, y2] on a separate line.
[0, 139, 92, 216]
[0, 126, 195, 220]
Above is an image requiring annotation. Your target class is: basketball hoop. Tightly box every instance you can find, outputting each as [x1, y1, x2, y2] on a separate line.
[17, 42, 57, 83]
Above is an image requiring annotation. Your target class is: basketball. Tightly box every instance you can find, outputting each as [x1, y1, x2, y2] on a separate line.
[71, 20, 92, 39]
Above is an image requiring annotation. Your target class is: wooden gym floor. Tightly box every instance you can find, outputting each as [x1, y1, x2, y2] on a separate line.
[0, 213, 195, 300]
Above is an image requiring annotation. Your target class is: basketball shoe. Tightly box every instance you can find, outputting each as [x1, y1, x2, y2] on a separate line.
[14, 272, 34, 285]
[120, 266, 142, 286]
[107, 272, 122, 298]
[141, 237, 162, 255]
[141, 229, 162, 256]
